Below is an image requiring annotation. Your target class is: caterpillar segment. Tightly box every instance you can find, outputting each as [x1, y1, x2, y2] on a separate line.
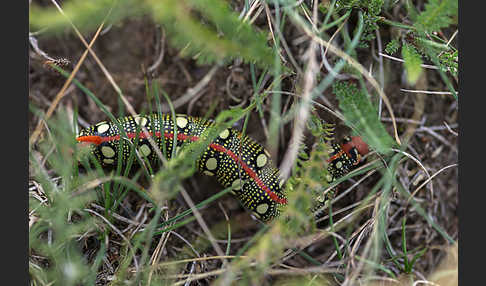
[76, 114, 287, 221]
[313, 135, 370, 217]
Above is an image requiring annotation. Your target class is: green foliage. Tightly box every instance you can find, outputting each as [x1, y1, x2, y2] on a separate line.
[333, 81, 395, 154]
[401, 43, 423, 85]
[384, 38, 400, 55]
[438, 49, 458, 77]
[414, 0, 458, 33]
[379, 0, 458, 90]
[389, 218, 428, 274]
[29, 0, 142, 34]
[29, 113, 101, 285]
[335, 0, 384, 13]
[30, 0, 275, 69]
[147, 0, 274, 67]
[335, 0, 385, 48]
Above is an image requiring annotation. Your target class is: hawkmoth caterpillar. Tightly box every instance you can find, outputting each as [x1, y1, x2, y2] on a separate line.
[312, 135, 369, 216]
[76, 113, 369, 222]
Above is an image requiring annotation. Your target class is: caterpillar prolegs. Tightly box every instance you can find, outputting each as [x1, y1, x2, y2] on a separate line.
[76, 114, 369, 222]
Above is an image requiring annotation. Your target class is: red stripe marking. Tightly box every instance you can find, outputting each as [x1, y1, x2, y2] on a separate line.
[327, 149, 345, 163]
[77, 131, 287, 205]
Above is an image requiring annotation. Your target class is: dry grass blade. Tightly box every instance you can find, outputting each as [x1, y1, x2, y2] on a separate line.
[408, 163, 458, 203]
[290, 16, 402, 145]
[279, 38, 318, 181]
[83, 208, 139, 271]
[400, 89, 456, 95]
[159, 65, 219, 112]
[179, 187, 227, 264]
[29, 20, 105, 146]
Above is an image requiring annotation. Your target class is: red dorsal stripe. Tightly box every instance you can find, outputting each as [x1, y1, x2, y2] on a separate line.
[327, 149, 345, 163]
[209, 142, 287, 205]
[76, 131, 287, 205]
[76, 135, 103, 145]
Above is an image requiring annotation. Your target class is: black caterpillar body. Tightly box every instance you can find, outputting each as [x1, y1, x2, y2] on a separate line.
[77, 113, 369, 221]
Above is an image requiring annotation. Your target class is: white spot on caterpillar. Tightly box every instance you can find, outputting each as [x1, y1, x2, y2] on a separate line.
[103, 158, 114, 164]
[176, 117, 188, 128]
[97, 123, 110, 134]
[231, 179, 245, 190]
[101, 146, 115, 158]
[134, 116, 148, 126]
[326, 174, 333, 182]
[256, 153, 267, 168]
[335, 161, 343, 169]
[256, 203, 269, 214]
[219, 129, 230, 139]
[139, 144, 151, 156]
[203, 170, 215, 176]
[206, 157, 218, 170]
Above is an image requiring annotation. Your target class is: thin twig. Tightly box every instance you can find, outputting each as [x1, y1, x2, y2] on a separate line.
[379, 52, 439, 69]
[400, 89, 456, 95]
[159, 65, 219, 112]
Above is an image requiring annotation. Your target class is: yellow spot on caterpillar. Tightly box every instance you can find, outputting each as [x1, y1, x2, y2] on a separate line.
[256, 154, 267, 168]
[176, 117, 188, 128]
[101, 146, 115, 158]
[316, 195, 325, 203]
[134, 116, 147, 126]
[139, 144, 151, 156]
[256, 203, 269, 214]
[219, 129, 230, 139]
[103, 158, 114, 164]
[97, 123, 110, 134]
[203, 170, 215, 176]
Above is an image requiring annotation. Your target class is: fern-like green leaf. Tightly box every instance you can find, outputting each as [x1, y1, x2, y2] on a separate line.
[414, 0, 458, 33]
[402, 44, 423, 85]
[29, 0, 141, 34]
[333, 81, 395, 154]
[385, 39, 400, 55]
[148, 0, 274, 68]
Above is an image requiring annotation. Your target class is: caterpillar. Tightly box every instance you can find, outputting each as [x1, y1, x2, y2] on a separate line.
[76, 113, 369, 222]
[313, 135, 369, 216]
